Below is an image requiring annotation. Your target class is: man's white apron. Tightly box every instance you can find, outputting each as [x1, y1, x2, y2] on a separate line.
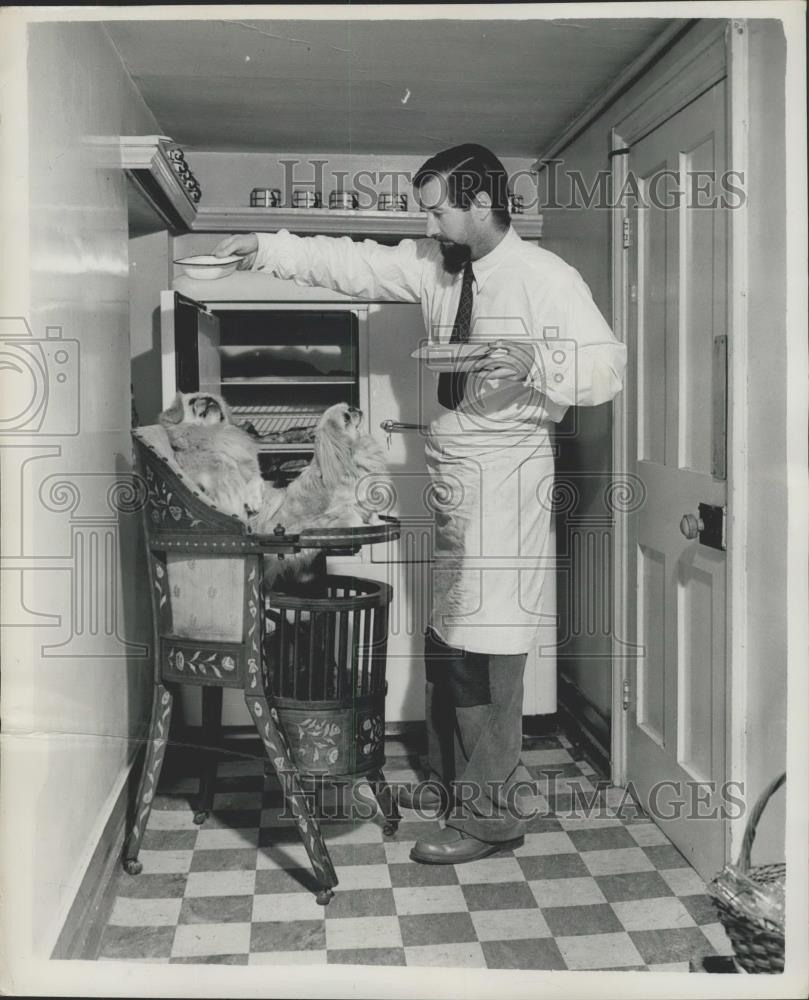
[423, 380, 557, 655]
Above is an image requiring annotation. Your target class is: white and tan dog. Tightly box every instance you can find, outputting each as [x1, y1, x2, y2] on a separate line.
[159, 391, 266, 519]
[255, 402, 388, 534]
[255, 402, 391, 586]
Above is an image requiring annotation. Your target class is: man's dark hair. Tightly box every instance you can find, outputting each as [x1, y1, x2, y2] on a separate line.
[413, 144, 511, 231]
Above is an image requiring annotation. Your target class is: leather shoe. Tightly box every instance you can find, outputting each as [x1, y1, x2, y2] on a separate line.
[396, 783, 446, 811]
[410, 826, 524, 865]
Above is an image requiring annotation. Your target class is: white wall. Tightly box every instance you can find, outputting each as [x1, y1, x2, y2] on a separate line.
[0, 20, 159, 961]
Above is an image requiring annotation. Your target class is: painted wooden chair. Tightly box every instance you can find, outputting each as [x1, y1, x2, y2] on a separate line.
[123, 426, 400, 904]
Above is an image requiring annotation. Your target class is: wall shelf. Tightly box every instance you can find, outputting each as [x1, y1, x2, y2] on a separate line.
[121, 137, 544, 241]
[191, 206, 544, 241]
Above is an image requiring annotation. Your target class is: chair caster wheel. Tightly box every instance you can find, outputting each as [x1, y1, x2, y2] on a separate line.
[123, 859, 142, 876]
[315, 889, 334, 906]
[383, 821, 400, 837]
[193, 811, 208, 825]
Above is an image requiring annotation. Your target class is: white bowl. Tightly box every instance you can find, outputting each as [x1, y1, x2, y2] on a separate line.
[173, 254, 242, 280]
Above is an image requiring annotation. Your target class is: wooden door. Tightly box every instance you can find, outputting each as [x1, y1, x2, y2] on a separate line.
[626, 80, 729, 879]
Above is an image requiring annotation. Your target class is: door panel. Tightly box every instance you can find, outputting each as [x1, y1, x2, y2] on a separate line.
[626, 80, 728, 879]
[678, 560, 715, 778]
[637, 544, 666, 744]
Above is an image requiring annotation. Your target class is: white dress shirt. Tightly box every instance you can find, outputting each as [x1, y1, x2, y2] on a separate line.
[251, 227, 626, 653]
[252, 226, 627, 427]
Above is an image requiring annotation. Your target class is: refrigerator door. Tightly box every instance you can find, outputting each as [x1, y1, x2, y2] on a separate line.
[160, 290, 221, 409]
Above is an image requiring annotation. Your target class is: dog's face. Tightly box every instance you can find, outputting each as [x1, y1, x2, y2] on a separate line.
[317, 403, 362, 443]
[160, 392, 232, 428]
[313, 403, 364, 486]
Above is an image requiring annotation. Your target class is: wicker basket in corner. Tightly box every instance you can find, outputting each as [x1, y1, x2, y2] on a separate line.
[708, 772, 786, 973]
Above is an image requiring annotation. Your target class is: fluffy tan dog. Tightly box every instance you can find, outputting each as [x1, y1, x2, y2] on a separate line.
[256, 403, 391, 587]
[256, 403, 388, 533]
[159, 392, 266, 519]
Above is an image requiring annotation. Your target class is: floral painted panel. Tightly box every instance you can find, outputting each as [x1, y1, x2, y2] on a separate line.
[126, 686, 172, 856]
[144, 463, 205, 529]
[356, 711, 385, 763]
[280, 711, 348, 775]
[163, 642, 241, 683]
[276, 706, 386, 776]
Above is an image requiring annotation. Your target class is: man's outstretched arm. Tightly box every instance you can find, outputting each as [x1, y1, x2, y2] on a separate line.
[215, 230, 432, 303]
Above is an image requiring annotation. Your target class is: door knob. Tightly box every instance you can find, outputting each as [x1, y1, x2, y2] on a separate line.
[679, 504, 726, 550]
[679, 513, 704, 539]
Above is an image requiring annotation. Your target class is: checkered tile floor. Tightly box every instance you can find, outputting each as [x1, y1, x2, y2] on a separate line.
[93, 732, 734, 970]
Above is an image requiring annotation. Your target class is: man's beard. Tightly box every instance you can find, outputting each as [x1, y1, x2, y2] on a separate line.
[438, 241, 471, 275]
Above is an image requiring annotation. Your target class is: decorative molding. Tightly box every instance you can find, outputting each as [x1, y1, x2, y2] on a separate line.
[51, 747, 143, 959]
[191, 206, 544, 241]
[121, 136, 197, 232]
[610, 122, 631, 787]
[557, 675, 611, 777]
[613, 20, 728, 146]
[532, 19, 694, 168]
[726, 17, 750, 864]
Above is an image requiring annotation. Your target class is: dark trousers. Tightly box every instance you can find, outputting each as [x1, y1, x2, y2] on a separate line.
[423, 627, 530, 842]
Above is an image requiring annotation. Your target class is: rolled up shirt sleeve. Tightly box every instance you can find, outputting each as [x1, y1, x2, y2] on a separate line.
[252, 230, 426, 303]
[525, 272, 627, 408]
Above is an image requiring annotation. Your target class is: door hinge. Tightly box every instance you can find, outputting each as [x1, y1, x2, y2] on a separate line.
[622, 677, 631, 711]
[622, 217, 632, 249]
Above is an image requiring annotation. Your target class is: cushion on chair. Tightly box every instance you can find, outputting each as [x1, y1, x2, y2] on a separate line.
[165, 555, 245, 642]
[134, 424, 177, 465]
[133, 425, 240, 521]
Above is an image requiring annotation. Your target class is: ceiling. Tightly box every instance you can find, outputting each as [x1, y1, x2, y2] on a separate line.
[105, 17, 674, 156]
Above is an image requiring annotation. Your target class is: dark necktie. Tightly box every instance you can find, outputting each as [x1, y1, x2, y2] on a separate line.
[437, 260, 475, 409]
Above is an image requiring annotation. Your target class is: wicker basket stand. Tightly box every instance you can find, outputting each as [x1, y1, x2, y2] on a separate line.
[708, 772, 786, 973]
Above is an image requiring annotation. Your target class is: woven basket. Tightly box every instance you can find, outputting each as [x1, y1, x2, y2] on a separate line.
[708, 772, 786, 973]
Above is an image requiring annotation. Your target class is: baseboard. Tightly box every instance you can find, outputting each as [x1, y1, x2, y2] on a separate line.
[557, 675, 611, 778]
[51, 742, 146, 961]
[522, 713, 560, 739]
